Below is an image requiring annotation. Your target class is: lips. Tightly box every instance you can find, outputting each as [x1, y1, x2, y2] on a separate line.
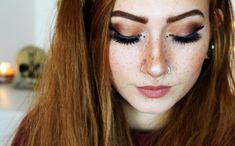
[137, 85, 171, 99]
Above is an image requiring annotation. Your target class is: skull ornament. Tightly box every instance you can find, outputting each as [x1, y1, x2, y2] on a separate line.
[13, 46, 46, 89]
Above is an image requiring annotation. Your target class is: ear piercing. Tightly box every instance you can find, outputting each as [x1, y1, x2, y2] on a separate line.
[211, 43, 215, 50]
[207, 41, 215, 58]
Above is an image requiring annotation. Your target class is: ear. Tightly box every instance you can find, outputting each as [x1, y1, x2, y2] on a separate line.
[213, 9, 224, 27]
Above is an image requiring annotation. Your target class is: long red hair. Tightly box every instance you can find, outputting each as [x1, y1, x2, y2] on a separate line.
[12, 0, 98, 145]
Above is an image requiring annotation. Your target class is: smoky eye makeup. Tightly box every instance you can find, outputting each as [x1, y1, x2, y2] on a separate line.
[166, 24, 204, 44]
[109, 26, 143, 45]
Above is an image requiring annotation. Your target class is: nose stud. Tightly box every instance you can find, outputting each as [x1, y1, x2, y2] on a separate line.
[167, 66, 171, 74]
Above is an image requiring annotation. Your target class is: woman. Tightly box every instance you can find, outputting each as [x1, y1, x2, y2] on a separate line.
[11, 0, 235, 145]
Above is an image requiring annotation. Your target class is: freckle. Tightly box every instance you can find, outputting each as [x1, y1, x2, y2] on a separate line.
[165, 60, 168, 64]
[163, 49, 167, 53]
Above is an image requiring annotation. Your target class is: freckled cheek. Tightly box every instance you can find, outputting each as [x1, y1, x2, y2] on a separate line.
[109, 57, 130, 85]
[109, 45, 140, 74]
[177, 55, 206, 78]
[109, 49, 119, 68]
[109, 47, 139, 87]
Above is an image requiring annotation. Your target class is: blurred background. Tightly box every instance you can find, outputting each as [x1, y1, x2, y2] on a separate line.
[0, 0, 56, 68]
[0, 0, 56, 145]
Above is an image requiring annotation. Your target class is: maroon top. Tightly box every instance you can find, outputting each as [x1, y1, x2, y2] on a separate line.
[131, 129, 157, 146]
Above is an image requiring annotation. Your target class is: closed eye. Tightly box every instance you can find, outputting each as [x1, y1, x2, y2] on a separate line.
[109, 27, 142, 45]
[168, 25, 204, 44]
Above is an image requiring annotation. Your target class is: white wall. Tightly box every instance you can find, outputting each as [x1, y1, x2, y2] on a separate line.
[0, 0, 57, 69]
[0, 0, 35, 68]
[34, 0, 57, 49]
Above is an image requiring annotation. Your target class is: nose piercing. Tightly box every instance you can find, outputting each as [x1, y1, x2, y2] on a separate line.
[167, 66, 171, 74]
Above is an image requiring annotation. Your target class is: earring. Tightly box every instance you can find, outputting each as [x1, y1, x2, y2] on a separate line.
[211, 43, 215, 50]
[207, 41, 215, 58]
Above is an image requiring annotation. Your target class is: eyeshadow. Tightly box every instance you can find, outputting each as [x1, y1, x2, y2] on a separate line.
[167, 22, 204, 36]
[110, 22, 143, 36]
[189, 23, 204, 33]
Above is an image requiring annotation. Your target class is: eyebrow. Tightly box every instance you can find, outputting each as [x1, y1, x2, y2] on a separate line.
[111, 9, 204, 24]
[167, 9, 204, 23]
[111, 10, 148, 24]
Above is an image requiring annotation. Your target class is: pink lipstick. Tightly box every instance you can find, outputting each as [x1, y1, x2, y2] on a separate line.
[137, 85, 171, 99]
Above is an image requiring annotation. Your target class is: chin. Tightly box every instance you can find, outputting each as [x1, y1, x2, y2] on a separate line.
[131, 101, 174, 114]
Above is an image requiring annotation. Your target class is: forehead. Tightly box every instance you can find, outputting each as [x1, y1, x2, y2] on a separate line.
[113, 0, 210, 19]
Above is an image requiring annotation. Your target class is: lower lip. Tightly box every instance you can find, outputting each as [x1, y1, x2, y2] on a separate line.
[137, 86, 171, 99]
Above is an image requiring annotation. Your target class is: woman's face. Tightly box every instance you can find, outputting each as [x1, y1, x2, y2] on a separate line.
[109, 0, 211, 114]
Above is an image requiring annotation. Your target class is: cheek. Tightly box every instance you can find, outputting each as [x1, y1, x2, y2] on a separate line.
[185, 57, 204, 76]
[109, 47, 132, 88]
[174, 50, 207, 85]
[172, 40, 209, 74]
[109, 44, 139, 76]
[109, 49, 127, 75]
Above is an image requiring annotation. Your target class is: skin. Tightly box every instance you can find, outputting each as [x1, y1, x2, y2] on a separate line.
[109, 0, 211, 130]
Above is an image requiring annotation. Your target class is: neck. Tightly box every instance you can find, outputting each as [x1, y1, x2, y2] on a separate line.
[122, 101, 170, 131]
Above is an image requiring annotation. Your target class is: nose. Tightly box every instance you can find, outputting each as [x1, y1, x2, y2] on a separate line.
[141, 41, 168, 78]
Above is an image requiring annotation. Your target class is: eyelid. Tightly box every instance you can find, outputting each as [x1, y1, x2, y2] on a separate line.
[109, 27, 142, 45]
[173, 33, 201, 44]
[166, 25, 204, 44]
[175, 25, 204, 37]
[109, 26, 140, 38]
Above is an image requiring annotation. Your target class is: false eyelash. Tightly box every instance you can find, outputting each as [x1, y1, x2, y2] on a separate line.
[172, 32, 201, 44]
[169, 25, 204, 44]
[109, 27, 142, 45]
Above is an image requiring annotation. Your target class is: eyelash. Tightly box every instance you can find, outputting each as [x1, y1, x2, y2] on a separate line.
[110, 25, 204, 45]
[109, 27, 142, 45]
[168, 25, 204, 44]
